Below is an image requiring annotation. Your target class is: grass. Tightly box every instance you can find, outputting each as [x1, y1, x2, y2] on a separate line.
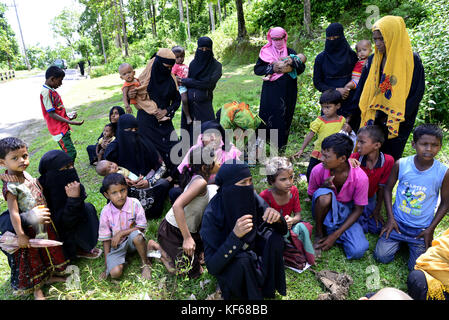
[0, 61, 448, 300]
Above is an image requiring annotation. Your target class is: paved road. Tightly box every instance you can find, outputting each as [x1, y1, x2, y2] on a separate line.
[0, 69, 84, 141]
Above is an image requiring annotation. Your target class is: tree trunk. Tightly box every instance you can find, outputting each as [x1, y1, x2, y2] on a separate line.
[119, 0, 129, 56]
[97, 14, 107, 64]
[185, 0, 191, 42]
[304, 0, 312, 37]
[112, 0, 123, 49]
[178, 0, 184, 22]
[235, 0, 247, 42]
[217, 0, 222, 24]
[150, 0, 157, 37]
[208, 2, 215, 32]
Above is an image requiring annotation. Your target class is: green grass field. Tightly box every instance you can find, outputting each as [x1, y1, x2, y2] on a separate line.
[0, 63, 448, 300]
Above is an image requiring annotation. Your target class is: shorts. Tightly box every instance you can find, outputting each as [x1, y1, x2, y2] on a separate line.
[179, 85, 187, 94]
[106, 230, 144, 275]
[57, 131, 77, 161]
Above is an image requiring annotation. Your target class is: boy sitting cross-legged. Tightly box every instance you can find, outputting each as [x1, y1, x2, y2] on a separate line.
[308, 133, 369, 259]
[98, 173, 152, 280]
[349, 125, 394, 234]
[374, 124, 449, 271]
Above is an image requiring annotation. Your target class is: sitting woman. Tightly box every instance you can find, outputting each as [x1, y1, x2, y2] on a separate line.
[86, 106, 125, 165]
[200, 160, 288, 300]
[104, 114, 170, 219]
[38, 150, 101, 261]
[156, 146, 220, 278]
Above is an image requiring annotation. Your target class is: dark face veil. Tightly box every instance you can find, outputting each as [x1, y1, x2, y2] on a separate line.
[323, 23, 356, 77]
[147, 48, 177, 109]
[188, 37, 215, 80]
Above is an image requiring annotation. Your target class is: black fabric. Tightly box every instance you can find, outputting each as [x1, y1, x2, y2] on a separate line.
[188, 37, 215, 80]
[254, 48, 305, 149]
[350, 52, 425, 160]
[128, 178, 170, 220]
[147, 55, 177, 110]
[38, 150, 99, 261]
[104, 114, 162, 176]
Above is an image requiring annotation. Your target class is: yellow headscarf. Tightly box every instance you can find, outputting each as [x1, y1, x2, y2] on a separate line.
[359, 16, 414, 139]
[415, 228, 449, 300]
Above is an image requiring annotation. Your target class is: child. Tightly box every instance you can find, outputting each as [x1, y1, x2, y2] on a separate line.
[349, 125, 394, 234]
[374, 124, 449, 271]
[98, 173, 152, 280]
[0, 137, 68, 300]
[119, 63, 170, 121]
[171, 46, 192, 124]
[262, 53, 307, 81]
[344, 40, 372, 90]
[96, 159, 139, 182]
[156, 146, 220, 278]
[95, 123, 116, 162]
[308, 133, 369, 260]
[40, 66, 84, 162]
[260, 157, 315, 269]
[294, 89, 346, 181]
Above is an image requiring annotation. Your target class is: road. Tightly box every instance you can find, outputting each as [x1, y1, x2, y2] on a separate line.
[0, 69, 84, 141]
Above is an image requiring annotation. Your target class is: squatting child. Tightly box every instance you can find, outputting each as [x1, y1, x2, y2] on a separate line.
[99, 173, 152, 280]
[260, 156, 315, 269]
[374, 124, 449, 270]
[0, 137, 68, 300]
[308, 133, 370, 260]
[40, 66, 84, 162]
[349, 125, 394, 234]
[295, 89, 347, 181]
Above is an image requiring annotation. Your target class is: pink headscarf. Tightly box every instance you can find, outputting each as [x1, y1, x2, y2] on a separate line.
[259, 27, 288, 81]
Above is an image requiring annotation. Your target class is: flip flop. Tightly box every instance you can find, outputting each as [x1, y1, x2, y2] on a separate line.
[76, 248, 103, 259]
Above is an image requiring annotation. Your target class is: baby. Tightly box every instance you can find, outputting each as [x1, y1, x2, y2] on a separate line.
[96, 160, 139, 182]
[263, 53, 307, 81]
[96, 124, 115, 162]
[344, 40, 372, 90]
[119, 63, 169, 121]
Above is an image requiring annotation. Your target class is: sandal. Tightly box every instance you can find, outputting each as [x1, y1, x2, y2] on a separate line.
[76, 247, 102, 259]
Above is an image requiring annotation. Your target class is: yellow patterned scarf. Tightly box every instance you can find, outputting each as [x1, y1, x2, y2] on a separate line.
[415, 228, 449, 300]
[359, 16, 414, 139]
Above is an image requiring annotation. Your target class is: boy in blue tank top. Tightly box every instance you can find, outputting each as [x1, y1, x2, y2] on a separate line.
[374, 124, 449, 270]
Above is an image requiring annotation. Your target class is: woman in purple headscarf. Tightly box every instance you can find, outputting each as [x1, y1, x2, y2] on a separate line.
[254, 27, 306, 150]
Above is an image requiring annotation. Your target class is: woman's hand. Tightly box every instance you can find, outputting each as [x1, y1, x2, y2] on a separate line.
[262, 207, 281, 224]
[154, 108, 168, 120]
[65, 181, 81, 198]
[133, 177, 149, 189]
[182, 236, 196, 257]
[128, 87, 137, 99]
[233, 214, 254, 238]
[336, 87, 350, 100]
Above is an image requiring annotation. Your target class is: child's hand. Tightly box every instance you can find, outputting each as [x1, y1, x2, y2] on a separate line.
[348, 158, 360, 168]
[99, 269, 108, 280]
[31, 206, 51, 225]
[315, 233, 338, 251]
[67, 111, 77, 120]
[342, 123, 352, 133]
[369, 207, 385, 228]
[71, 120, 84, 126]
[111, 231, 123, 249]
[186, 116, 193, 125]
[416, 227, 434, 249]
[285, 216, 293, 230]
[321, 176, 336, 189]
[18, 234, 30, 248]
[182, 236, 196, 257]
[294, 150, 304, 158]
[380, 218, 400, 240]
[65, 181, 81, 198]
[125, 106, 133, 114]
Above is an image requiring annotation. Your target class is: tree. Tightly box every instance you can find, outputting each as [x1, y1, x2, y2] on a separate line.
[0, 3, 20, 69]
[304, 0, 312, 37]
[185, 0, 191, 42]
[118, 0, 129, 56]
[235, 0, 247, 42]
[208, 2, 215, 32]
[50, 8, 81, 47]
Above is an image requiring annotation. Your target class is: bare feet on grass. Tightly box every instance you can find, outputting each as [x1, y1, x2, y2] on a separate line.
[141, 264, 152, 280]
[34, 288, 45, 300]
[147, 239, 176, 274]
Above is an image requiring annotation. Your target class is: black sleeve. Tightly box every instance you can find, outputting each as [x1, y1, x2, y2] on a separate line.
[403, 53, 425, 126]
[104, 139, 118, 162]
[313, 53, 334, 92]
[254, 57, 272, 76]
[254, 193, 288, 236]
[61, 196, 86, 230]
[182, 62, 222, 91]
[166, 89, 181, 118]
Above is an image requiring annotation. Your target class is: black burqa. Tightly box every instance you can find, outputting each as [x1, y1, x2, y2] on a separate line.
[181, 37, 223, 146]
[86, 106, 125, 165]
[104, 113, 162, 176]
[138, 54, 181, 176]
[200, 160, 287, 300]
[313, 23, 358, 117]
[38, 150, 99, 261]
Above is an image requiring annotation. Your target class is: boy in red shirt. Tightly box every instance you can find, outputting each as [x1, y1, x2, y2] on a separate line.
[350, 125, 394, 234]
[40, 66, 84, 161]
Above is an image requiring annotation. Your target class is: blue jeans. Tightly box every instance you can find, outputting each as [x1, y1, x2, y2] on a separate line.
[373, 219, 426, 271]
[312, 188, 369, 260]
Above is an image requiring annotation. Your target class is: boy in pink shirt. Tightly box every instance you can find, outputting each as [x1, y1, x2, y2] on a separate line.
[308, 133, 369, 259]
[98, 173, 151, 280]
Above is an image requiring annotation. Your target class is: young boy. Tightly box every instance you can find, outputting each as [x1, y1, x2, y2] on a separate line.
[308, 133, 369, 260]
[171, 46, 192, 124]
[349, 125, 394, 234]
[98, 173, 152, 280]
[40, 66, 84, 161]
[374, 124, 449, 271]
[95, 124, 116, 162]
[295, 89, 347, 181]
